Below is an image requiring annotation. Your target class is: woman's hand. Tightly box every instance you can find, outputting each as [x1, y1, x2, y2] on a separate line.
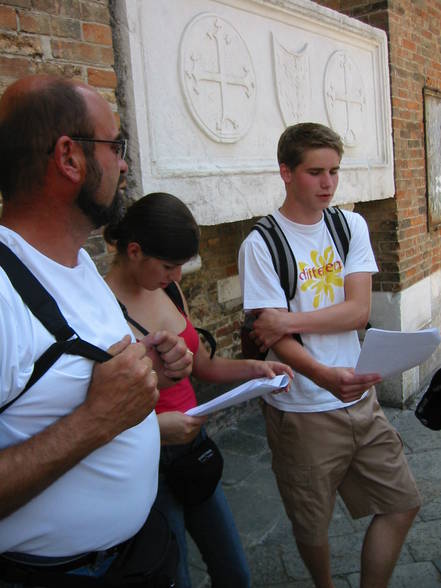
[157, 411, 207, 445]
[249, 359, 293, 380]
[247, 359, 294, 392]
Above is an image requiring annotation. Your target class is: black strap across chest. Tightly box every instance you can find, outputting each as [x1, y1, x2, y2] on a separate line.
[118, 281, 216, 359]
[0, 242, 111, 414]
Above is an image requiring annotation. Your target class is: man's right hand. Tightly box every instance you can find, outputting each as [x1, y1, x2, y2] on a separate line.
[252, 308, 290, 350]
[316, 366, 382, 403]
[84, 335, 159, 441]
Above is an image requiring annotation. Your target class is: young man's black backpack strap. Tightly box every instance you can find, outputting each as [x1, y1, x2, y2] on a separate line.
[252, 214, 297, 306]
[253, 207, 350, 302]
[0, 242, 112, 414]
[119, 280, 217, 359]
[241, 206, 351, 359]
[323, 206, 351, 263]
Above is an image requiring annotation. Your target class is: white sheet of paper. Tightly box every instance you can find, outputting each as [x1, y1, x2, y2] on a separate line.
[186, 375, 290, 417]
[354, 327, 441, 379]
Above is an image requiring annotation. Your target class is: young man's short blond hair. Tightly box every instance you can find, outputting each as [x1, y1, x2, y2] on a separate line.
[277, 122, 344, 170]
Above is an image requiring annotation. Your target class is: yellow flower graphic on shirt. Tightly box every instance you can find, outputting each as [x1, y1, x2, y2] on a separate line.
[298, 246, 344, 308]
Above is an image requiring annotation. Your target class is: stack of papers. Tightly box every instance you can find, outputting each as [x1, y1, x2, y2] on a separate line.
[355, 327, 441, 379]
[185, 328, 440, 418]
[186, 375, 290, 417]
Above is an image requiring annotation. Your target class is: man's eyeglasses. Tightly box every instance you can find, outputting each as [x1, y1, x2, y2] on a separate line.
[71, 137, 128, 161]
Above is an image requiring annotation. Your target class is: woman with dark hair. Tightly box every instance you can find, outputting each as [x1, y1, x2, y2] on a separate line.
[104, 192, 292, 588]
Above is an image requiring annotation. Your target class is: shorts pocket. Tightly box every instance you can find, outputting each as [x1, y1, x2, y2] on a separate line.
[273, 460, 313, 489]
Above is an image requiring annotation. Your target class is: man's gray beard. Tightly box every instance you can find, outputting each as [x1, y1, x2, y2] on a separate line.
[76, 155, 126, 229]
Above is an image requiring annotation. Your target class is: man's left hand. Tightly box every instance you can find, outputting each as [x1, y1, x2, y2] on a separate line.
[252, 308, 290, 350]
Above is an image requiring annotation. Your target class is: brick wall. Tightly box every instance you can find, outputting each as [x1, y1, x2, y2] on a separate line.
[314, 0, 441, 293]
[181, 219, 256, 360]
[0, 1, 115, 96]
[0, 0, 118, 261]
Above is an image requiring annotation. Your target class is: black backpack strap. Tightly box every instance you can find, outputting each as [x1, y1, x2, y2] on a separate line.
[164, 281, 185, 312]
[323, 207, 351, 264]
[118, 300, 149, 337]
[194, 327, 216, 359]
[252, 214, 296, 306]
[251, 215, 302, 345]
[165, 282, 216, 359]
[0, 243, 111, 414]
[119, 284, 217, 360]
[0, 242, 74, 342]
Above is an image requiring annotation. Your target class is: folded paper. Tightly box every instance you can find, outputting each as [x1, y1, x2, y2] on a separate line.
[186, 375, 290, 417]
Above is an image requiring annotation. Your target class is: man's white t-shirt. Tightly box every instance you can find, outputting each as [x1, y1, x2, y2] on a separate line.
[0, 227, 160, 556]
[239, 209, 378, 413]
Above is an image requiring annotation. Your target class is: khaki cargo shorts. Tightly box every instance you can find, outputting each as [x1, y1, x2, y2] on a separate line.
[263, 389, 421, 545]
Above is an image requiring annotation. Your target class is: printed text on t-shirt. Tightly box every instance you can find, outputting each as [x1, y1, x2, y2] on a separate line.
[298, 246, 343, 308]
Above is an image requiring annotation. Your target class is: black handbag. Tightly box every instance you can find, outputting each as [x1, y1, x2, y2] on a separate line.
[165, 437, 224, 507]
[104, 506, 179, 587]
[415, 367, 441, 430]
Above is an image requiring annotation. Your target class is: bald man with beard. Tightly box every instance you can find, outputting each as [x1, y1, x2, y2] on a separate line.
[0, 75, 192, 587]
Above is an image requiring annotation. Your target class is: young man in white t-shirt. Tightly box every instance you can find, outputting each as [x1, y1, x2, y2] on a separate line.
[238, 123, 421, 588]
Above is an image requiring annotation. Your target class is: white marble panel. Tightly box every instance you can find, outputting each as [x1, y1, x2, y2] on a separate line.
[431, 268, 441, 307]
[123, 0, 394, 225]
[217, 275, 242, 303]
[182, 255, 202, 275]
[400, 277, 431, 331]
[371, 291, 402, 331]
[372, 278, 431, 333]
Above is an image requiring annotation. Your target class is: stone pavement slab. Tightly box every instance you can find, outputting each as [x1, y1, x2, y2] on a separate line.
[188, 400, 441, 587]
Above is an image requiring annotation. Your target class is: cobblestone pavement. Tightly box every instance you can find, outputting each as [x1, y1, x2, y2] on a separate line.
[189, 399, 441, 587]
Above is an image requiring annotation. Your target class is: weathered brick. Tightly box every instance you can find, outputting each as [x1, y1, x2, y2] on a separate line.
[50, 16, 81, 39]
[87, 66, 116, 88]
[79, 1, 109, 24]
[1, 0, 30, 7]
[82, 22, 111, 45]
[0, 5, 17, 29]
[33, 61, 83, 79]
[31, 0, 81, 18]
[0, 53, 34, 77]
[0, 31, 43, 56]
[18, 11, 50, 34]
[51, 38, 113, 65]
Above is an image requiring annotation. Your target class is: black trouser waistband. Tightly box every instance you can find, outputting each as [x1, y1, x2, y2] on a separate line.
[1, 551, 95, 570]
[0, 555, 101, 587]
